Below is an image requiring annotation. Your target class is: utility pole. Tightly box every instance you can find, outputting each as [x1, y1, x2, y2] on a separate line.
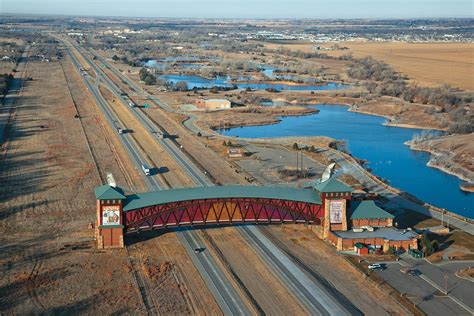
[296, 148, 299, 173]
[301, 150, 304, 178]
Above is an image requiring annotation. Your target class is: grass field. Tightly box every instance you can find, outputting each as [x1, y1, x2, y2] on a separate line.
[265, 41, 474, 91]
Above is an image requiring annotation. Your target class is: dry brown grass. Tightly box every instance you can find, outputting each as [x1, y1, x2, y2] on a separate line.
[448, 252, 474, 261]
[329, 42, 474, 90]
[426, 252, 444, 263]
[446, 231, 474, 252]
[429, 134, 474, 173]
[264, 41, 474, 90]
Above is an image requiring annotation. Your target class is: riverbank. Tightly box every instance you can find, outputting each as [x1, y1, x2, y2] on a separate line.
[251, 92, 447, 131]
[216, 104, 473, 218]
[406, 135, 474, 192]
[231, 79, 327, 87]
[200, 105, 318, 130]
[348, 106, 472, 187]
[197, 101, 472, 186]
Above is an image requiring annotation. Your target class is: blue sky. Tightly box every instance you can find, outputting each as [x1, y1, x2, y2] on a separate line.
[1, 0, 472, 19]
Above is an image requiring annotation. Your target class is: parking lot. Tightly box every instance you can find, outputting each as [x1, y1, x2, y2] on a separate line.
[374, 257, 473, 315]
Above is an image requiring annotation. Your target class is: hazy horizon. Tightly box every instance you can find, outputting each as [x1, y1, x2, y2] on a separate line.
[1, 0, 473, 19]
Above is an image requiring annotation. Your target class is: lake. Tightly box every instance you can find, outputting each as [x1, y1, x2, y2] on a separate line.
[219, 104, 473, 218]
[160, 74, 349, 91]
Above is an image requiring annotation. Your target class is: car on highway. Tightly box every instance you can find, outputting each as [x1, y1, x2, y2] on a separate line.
[129, 102, 135, 108]
[142, 164, 151, 176]
[194, 247, 205, 254]
[117, 127, 123, 134]
[368, 263, 385, 271]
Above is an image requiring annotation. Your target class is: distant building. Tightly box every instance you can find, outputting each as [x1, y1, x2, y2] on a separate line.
[67, 32, 84, 36]
[196, 99, 231, 110]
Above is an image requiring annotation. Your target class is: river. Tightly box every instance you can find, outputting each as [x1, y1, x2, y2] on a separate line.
[219, 104, 473, 218]
[159, 74, 348, 91]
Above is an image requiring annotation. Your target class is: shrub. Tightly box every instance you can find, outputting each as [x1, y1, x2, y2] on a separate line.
[431, 240, 439, 251]
[419, 232, 434, 257]
[175, 81, 188, 91]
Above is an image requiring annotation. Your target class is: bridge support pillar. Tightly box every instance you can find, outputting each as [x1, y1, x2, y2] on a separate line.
[94, 185, 126, 249]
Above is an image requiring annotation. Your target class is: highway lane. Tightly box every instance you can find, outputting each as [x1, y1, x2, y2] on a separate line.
[179, 230, 250, 316]
[66, 48, 162, 190]
[88, 47, 357, 315]
[63, 39, 251, 315]
[240, 226, 350, 316]
[74, 45, 212, 187]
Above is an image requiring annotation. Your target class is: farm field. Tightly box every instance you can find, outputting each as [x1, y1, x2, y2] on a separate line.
[265, 41, 474, 90]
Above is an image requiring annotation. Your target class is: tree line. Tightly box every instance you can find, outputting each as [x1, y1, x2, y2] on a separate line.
[346, 57, 473, 134]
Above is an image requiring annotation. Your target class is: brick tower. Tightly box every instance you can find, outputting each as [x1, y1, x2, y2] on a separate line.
[94, 184, 126, 249]
[313, 177, 353, 239]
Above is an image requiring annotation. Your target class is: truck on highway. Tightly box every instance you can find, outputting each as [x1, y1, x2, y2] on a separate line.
[142, 164, 151, 176]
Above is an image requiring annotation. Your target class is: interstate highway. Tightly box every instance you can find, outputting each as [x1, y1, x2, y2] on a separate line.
[80, 43, 355, 315]
[66, 37, 356, 315]
[63, 38, 252, 315]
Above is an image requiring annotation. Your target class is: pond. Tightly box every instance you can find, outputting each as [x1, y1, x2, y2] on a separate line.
[160, 74, 349, 91]
[219, 104, 473, 218]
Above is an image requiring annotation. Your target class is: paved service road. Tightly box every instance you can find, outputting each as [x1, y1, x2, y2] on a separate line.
[401, 255, 474, 312]
[374, 258, 474, 315]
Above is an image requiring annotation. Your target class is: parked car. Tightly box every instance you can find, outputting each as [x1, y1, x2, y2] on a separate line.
[368, 263, 385, 271]
[408, 269, 422, 276]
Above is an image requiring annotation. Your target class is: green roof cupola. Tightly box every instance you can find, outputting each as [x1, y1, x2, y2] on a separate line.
[94, 185, 126, 200]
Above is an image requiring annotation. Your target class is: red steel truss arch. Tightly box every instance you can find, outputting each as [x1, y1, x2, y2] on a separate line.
[124, 197, 323, 233]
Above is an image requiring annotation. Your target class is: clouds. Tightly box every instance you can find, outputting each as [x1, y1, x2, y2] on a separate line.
[2, 0, 472, 18]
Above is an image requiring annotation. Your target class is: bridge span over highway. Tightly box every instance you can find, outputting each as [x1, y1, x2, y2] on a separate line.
[94, 178, 353, 248]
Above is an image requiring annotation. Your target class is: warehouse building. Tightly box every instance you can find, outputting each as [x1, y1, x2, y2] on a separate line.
[196, 98, 231, 110]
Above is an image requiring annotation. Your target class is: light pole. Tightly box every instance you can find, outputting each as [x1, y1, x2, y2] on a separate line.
[444, 275, 449, 295]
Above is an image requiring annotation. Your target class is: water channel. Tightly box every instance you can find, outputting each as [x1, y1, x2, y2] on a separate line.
[160, 74, 348, 91]
[219, 104, 473, 218]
